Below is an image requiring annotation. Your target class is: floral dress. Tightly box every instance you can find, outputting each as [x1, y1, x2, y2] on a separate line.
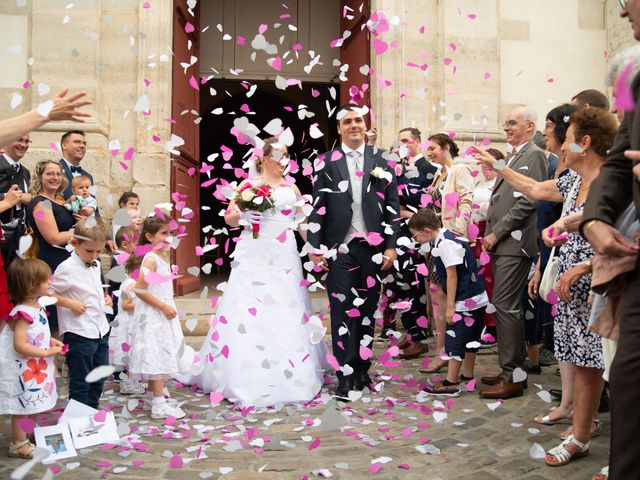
[0, 305, 57, 414]
[553, 170, 603, 369]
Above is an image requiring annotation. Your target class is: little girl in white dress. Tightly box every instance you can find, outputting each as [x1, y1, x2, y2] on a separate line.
[128, 211, 186, 420]
[0, 259, 64, 459]
[109, 254, 145, 395]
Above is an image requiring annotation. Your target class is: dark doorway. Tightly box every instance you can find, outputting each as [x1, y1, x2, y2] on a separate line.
[199, 79, 339, 273]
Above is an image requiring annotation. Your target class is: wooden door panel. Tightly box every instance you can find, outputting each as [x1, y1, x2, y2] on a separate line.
[339, 0, 370, 108]
[172, 0, 200, 295]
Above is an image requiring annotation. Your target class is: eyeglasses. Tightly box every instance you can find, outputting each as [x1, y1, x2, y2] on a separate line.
[544, 121, 555, 130]
[502, 120, 524, 128]
[44, 172, 63, 177]
[619, 0, 627, 8]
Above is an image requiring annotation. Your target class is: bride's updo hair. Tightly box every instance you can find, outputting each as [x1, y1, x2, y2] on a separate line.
[255, 137, 280, 174]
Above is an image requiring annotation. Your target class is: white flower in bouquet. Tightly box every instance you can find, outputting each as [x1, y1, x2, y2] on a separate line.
[241, 189, 255, 202]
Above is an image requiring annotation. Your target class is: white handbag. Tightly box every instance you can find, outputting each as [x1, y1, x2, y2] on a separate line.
[539, 176, 581, 303]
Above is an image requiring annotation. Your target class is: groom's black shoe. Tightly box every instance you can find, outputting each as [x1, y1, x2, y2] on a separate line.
[335, 376, 354, 401]
[354, 371, 373, 391]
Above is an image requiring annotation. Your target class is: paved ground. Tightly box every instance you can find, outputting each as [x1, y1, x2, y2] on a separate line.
[1, 340, 608, 480]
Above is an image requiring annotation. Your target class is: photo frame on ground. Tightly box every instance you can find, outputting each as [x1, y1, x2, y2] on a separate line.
[68, 411, 119, 449]
[34, 424, 77, 461]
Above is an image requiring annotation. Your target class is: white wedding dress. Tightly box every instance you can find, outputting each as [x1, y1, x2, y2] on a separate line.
[183, 186, 327, 407]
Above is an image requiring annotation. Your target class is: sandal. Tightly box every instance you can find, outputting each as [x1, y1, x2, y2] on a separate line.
[534, 408, 573, 425]
[545, 434, 590, 467]
[592, 465, 608, 480]
[561, 419, 601, 440]
[8, 439, 35, 459]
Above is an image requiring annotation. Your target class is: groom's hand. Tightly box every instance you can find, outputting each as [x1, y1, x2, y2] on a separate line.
[309, 253, 329, 271]
[381, 248, 397, 271]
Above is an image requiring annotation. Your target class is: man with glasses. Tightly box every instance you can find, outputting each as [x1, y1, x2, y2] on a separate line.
[0, 134, 32, 264]
[477, 106, 548, 399]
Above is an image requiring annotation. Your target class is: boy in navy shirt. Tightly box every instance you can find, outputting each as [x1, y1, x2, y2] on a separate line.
[409, 208, 489, 397]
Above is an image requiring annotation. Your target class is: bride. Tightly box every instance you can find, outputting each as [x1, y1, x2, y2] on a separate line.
[182, 138, 327, 408]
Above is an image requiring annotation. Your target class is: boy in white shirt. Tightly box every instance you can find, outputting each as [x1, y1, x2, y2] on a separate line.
[51, 218, 112, 408]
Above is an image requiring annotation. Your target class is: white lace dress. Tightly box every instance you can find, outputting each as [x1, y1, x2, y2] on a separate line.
[108, 277, 137, 370]
[180, 186, 328, 407]
[128, 253, 186, 377]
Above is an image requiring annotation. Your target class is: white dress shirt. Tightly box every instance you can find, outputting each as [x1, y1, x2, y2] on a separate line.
[341, 142, 368, 243]
[51, 251, 110, 338]
[62, 158, 82, 177]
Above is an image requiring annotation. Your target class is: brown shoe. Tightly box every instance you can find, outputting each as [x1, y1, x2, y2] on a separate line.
[478, 379, 524, 399]
[480, 374, 501, 386]
[400, 342, 429, 359]
[398, 335, 411, 350]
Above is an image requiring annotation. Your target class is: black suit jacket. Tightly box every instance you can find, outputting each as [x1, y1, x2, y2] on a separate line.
[308, 144, 400, 252]
[581, 74, 640, 232]
[59, 158, 99, 217]
[0, 154, 31, 225]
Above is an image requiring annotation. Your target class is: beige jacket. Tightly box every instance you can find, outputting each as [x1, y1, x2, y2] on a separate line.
[437, 162, 478, 236]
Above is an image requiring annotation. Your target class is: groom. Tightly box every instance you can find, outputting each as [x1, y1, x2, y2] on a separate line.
[308, 104, 399, 399]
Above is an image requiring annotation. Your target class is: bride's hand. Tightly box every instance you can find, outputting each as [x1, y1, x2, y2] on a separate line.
[381, 248, 397, 271]
[309, 253, 329, 271]
[239, 210, 262, 225]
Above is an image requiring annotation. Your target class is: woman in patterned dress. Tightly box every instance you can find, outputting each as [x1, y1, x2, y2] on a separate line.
[474, 108, 618, 467]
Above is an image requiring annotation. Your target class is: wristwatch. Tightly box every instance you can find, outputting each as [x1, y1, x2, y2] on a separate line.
[583, 219, 597, 236]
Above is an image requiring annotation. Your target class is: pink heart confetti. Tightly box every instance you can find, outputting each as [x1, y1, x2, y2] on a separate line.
[325, 352, 340, 371]
[18, 418, 36, 434]
[93, 410, 107, 422]
[359, 345, 373, 360]
[373, 38, 388, 55]
[308, 438, 321, 450]
[368, 463, 383, 473]
[169, 454, 183, 469]
[184, 22, 194, 33]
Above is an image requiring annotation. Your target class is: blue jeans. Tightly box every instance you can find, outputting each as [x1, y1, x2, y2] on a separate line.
[64, 331, 110, 409]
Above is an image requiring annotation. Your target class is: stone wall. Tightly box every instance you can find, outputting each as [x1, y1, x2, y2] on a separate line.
[0, 0, 174, 221]
[371, 0, 608, 154]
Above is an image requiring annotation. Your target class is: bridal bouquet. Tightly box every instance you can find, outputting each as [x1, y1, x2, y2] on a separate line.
[235, 182, 275, 239]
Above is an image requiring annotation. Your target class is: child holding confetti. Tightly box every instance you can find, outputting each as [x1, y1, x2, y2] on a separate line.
[0, 259, 63, 459]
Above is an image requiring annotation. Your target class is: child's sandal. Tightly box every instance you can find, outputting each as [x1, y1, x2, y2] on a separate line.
[8, 439, 35, 459]
[545, 434, 590, 467]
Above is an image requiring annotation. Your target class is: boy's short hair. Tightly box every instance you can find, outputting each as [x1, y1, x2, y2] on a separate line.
[115, 225, 136, 249]
[74, 217, 110, 244]
[118, 191, 139, 206]
[72, 175, 91, 188]
[408, 208, 440, 231]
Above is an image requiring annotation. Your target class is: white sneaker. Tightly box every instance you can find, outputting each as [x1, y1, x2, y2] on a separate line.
[151, 401, 186, 420]
[142, 394, 180, 411]
[120, 380, 146, 396]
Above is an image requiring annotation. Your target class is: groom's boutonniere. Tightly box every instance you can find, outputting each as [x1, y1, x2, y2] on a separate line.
[371, 166, 393, 183]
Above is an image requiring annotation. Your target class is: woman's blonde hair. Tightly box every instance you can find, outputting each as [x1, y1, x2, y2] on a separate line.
[29, 160, 68, 200]
[254, 137, 280, 174]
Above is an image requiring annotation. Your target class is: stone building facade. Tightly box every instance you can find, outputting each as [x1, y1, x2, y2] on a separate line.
[0, 0, 633, 292]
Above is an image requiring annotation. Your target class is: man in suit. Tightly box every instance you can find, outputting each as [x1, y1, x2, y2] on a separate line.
[0, 134, 32, 264]
[581, 2, 640, 477]
[59, 130, 95, 201]
[308, 104, 400, 399]
[478, 106, 548, 399]
[389, 127, 438, 358]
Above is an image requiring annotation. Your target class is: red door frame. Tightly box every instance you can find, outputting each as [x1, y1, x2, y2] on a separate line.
[339, 0, 371, 109]
[171, 0, 200, 295]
